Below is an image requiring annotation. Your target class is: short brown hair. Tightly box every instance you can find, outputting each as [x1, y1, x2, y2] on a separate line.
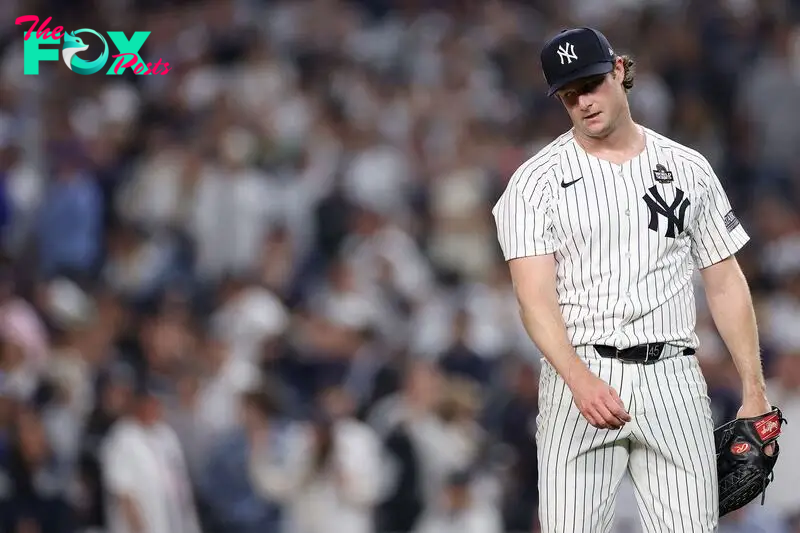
[615, 55, 635, 92]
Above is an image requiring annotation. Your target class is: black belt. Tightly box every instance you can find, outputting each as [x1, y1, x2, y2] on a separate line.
[594, 343, 695, 363]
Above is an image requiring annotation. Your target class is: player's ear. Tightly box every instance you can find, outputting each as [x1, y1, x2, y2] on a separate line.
[611, 57, 624, 81]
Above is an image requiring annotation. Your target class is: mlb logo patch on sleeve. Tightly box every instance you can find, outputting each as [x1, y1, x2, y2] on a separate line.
[723, 210, 740, 232]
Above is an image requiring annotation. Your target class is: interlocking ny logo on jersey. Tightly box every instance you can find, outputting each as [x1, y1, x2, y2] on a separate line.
[557, 42, 577, 64]
[643, 186, 690, 238]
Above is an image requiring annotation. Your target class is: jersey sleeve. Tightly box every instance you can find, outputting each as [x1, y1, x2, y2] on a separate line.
[492, 170, 557, 260]
[689, 163, 749, 269]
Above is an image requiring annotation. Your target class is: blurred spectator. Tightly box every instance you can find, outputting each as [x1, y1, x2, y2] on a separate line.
[414, 470, 503, 533]
[210, 276, 289, 363]
[256, 226, 301, 303]
[35, 154, 103, 280]
[75, 361, 135, 532]
[482, 357, 539, 532]
[0, 285, 49, 374]
[189, 328, 261, 470]
[437, 308, 492, 387]
[372, 360, 442, 533]
[100, 381, 200, 533]
[114, 129, 195, 233]
[189, 126, 282, 282]
[341, 204, 434, 313]
[7, 406, 73, 533]
[248, 385, 382, 533]
[41, 279, 98, 436]
[102, 223, 178, 307]
[426, 131, 496, 280]
[0, 308, 44, 404]
[367, 359, 442, 440]
[4, 144, 43, 254]
[197, 387, 283, 533]
[432, 377, 487, 486]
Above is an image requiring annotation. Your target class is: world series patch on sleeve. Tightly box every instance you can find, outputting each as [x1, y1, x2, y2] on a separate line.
[714, 406, 787, 517]
[723, 210, 740, 232]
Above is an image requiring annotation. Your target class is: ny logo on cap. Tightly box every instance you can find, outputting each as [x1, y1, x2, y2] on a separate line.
[557, 42, 577, 64]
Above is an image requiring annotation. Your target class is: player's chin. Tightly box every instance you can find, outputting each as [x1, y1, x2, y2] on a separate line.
[582, 118, 608, 137]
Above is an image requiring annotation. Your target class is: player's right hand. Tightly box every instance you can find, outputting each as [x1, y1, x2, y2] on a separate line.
[567, 365, 631, 430]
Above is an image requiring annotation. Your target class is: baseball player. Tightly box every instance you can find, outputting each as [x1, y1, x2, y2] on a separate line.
[492, 27, 775, 532]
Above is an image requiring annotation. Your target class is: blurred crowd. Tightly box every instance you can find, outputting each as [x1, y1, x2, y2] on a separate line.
[0, 0, 797, 532]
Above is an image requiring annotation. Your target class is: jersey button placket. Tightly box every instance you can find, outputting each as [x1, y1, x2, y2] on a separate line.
[618, 166, 634, 322]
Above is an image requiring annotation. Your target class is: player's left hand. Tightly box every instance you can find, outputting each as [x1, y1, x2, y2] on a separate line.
[737, 395, 772, 419]
[737, 394, 776, 455]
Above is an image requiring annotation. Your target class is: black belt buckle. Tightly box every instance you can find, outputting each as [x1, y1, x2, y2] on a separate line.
[595, 343, 664, 363]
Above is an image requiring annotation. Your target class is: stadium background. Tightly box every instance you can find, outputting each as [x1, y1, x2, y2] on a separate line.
[0, 0, 797, 531]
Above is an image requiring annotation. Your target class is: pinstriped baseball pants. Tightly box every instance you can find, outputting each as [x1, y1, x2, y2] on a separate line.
[536, 345, 718, 532]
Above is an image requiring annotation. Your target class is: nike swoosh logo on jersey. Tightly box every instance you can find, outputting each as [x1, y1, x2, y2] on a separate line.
[561, 177, 584, 188]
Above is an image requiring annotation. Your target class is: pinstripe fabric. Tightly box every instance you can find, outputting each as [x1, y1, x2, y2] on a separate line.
[537, 350, 631, 533]
[492, 127, 749, 350]
[626, 355, 718, 533]
[537, 347, 717, 533]
[494, 126, 743, 532]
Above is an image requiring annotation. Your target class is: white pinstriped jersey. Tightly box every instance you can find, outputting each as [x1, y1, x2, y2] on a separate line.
[492, 126, 749, 351]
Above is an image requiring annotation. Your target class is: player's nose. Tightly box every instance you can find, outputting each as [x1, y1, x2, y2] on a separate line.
[577, 93, 594, 111]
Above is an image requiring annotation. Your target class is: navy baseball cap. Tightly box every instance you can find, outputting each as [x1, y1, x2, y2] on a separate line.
[540, 27, 616, 96]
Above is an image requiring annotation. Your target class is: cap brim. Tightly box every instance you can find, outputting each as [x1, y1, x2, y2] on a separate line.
[547, 62, 614, 96]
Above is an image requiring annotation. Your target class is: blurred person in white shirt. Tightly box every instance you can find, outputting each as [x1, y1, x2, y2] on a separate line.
[340, 119, 412, 225]
[342, 203, 435, 314]
[3, 144, 44, 254]
[464, 259, 533, 361]
[427, 130, 497, 281]
[209, 275, 289, 363]
[190, 326, 261, 463]
[40, 278, 98, 424]
[411, 261, 537, 364]
[189, 125, 282, 281]
[426, 378, 489, 504]
[102, 223, 177, 305]
[114, 128, 194, 232]
[414, 470, 502, 533]
[370, 369, 488, 524]
[101, 380, 201, 533]
[248, 385, 382, 533]
[367, 359, 443, 440]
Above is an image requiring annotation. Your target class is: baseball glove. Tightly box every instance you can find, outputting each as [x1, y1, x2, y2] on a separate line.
[714, 406, 786, 517]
